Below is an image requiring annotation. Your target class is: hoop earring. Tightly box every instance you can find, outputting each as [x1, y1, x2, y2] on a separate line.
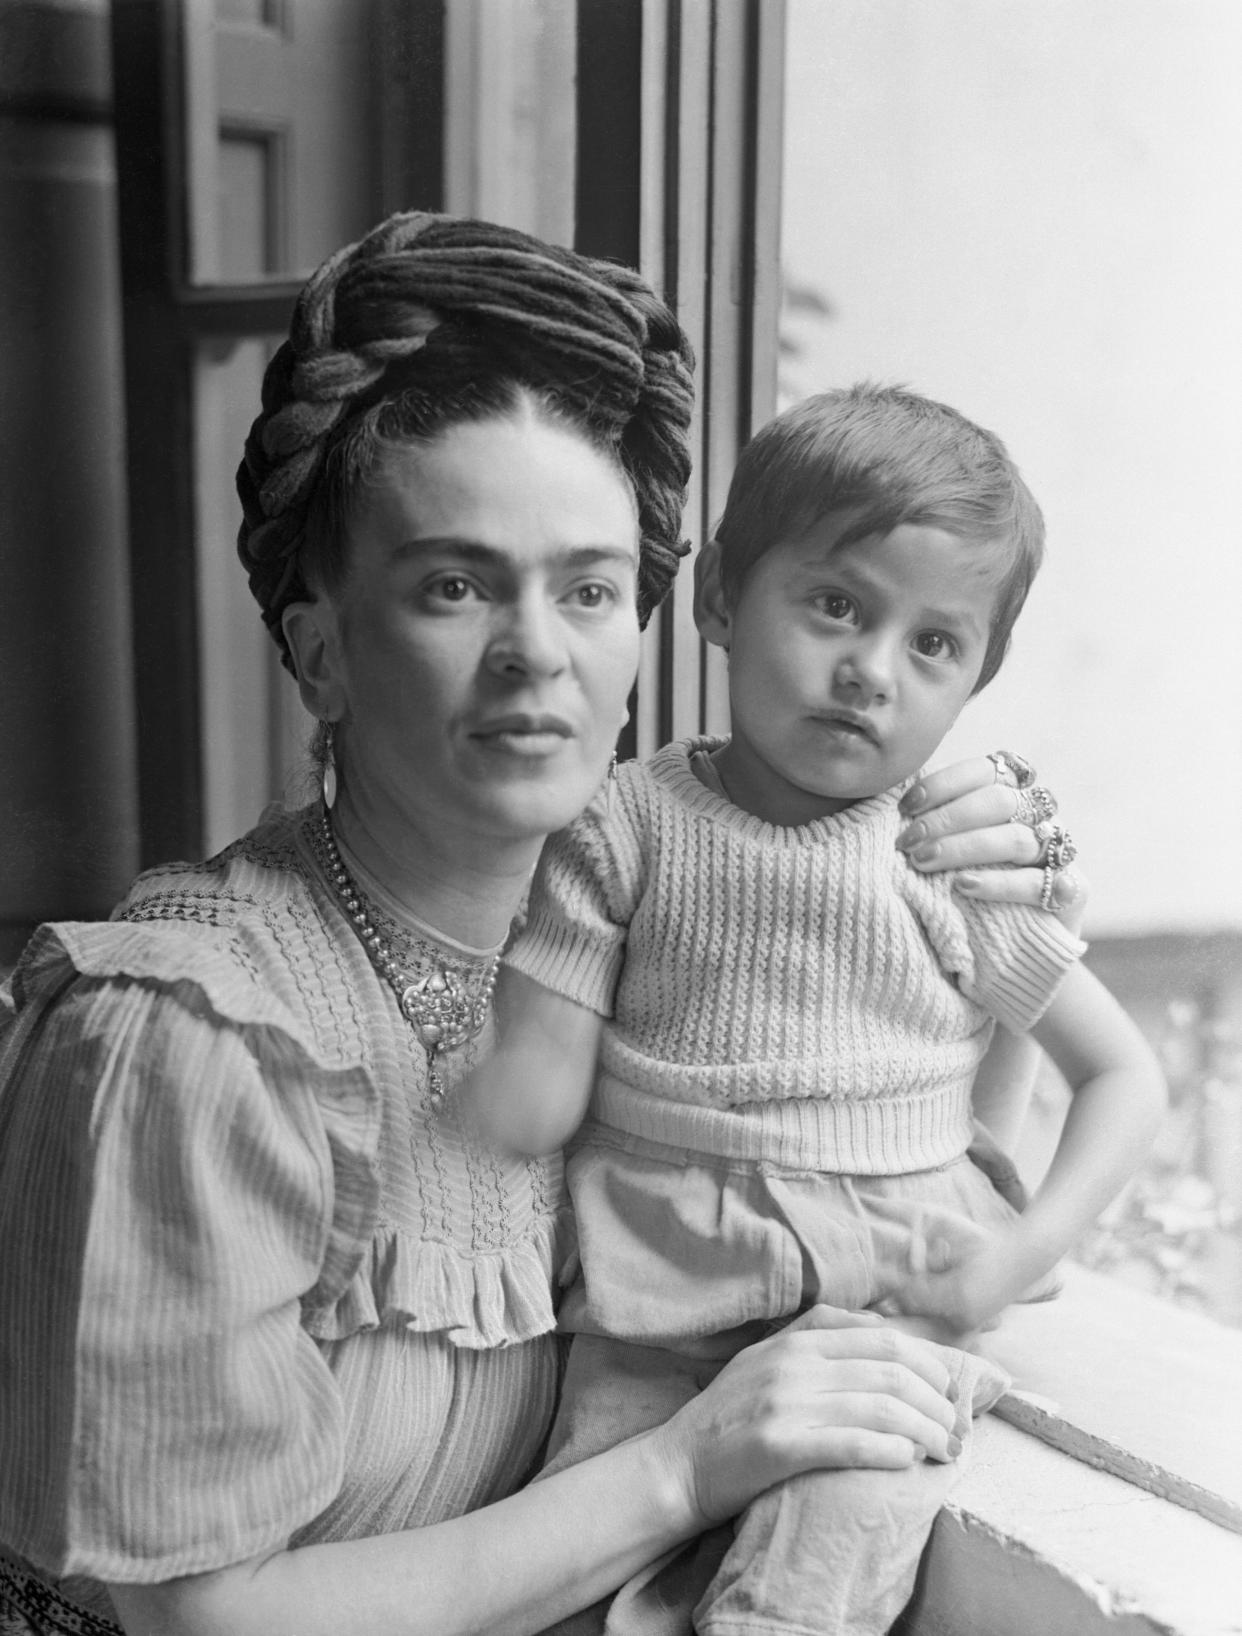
[321, 722, 338, 812]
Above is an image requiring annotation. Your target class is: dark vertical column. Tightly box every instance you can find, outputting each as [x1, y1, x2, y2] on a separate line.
[0, 1, 139, 962]
[110, 0, 203, 867]
[575, 0, 645, 758]
[574, 0, 643, 267]
[376, 0, 446, 215]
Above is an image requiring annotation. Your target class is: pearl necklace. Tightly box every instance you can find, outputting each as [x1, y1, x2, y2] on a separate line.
[314, 809, 499, 1104]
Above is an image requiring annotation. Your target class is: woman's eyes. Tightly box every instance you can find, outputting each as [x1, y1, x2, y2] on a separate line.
[424, 574, 477, 604]
[418, 576, 620, 611]
[566, 580, 618, 610]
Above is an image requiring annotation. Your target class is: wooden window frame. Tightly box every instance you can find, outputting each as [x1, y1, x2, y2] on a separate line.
[110, 0, 445, 867]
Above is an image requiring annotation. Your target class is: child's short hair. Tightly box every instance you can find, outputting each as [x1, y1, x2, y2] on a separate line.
[713, 383, 1045, 690]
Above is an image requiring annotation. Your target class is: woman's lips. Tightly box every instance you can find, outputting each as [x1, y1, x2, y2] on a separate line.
[471, 715, 574, 756]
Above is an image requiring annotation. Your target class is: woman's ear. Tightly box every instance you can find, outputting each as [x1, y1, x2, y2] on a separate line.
[282, 600, 346, 722]
[693, 540, 732, 651]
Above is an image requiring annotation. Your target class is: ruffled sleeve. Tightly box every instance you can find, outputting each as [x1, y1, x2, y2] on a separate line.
[0, 922, 381, 1585]
[504, 773, 648, 1015]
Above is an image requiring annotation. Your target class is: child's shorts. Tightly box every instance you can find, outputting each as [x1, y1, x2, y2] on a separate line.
[558, 1119, 1054, 1351]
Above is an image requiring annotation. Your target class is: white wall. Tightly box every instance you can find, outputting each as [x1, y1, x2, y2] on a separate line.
[782, 0, 1242, 936]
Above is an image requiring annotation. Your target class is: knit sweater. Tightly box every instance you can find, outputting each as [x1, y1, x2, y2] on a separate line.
[507, 737, 1085, 1176]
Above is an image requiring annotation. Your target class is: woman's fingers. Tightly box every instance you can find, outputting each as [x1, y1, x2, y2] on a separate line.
[897, 780, 1036, 858]
[788, 1308, 953, 1395]
[781, 1327, 960, 1448]
[794, 1429, 930, 1472]
[954, 862, 1088, 931]
[899, 810, 1041, 871]
[899, 754, 1008, 816]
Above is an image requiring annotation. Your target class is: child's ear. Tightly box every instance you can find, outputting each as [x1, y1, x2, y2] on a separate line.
[693, 539, 732, 650]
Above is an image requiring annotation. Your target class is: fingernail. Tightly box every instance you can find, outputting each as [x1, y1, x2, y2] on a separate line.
[900, 784, 927, 815]
[911, 842, 940, 866]
[955, 872, 980, 893]
[948, 1435, 963, 1458]
[897, 820, 928, 850]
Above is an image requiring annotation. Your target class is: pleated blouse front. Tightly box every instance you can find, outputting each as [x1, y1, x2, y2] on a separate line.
[0, 807, 570, 1605]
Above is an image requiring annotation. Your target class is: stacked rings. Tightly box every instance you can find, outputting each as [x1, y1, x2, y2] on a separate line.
[1039, 824, 1078, 870]
[988, 749, 1036, 790]
[1036, 823, 1078, 913]
[1013, 785, 1058, 828]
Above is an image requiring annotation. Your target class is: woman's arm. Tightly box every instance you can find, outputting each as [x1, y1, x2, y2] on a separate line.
[108, 1312, 960, 1636]
[459, 968, 604, 1155]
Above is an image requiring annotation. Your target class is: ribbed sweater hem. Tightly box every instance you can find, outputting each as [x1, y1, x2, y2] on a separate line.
[592, 1074, 974, 1174]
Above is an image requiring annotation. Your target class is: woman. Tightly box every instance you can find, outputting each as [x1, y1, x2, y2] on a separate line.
[0, 213, 1076, 1636]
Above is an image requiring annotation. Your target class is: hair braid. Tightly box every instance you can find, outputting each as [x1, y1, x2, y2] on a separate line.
[237, 213, 695, 662]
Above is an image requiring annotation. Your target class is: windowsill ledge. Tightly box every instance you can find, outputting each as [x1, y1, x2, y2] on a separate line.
[901, 1266, 1242, 1636]
[905, 1416, 1242, 1636]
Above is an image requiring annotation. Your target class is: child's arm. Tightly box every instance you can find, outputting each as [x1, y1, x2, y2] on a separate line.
[893, 963, 1167, 1339]
[458, 968, 605, 1157]
[968, 1028, 1040, 1154]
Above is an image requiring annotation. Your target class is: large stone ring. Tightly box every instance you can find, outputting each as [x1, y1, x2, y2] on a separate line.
[1012, 785, 1058, 828]
[1044, 824, 1077, 870]
[989, 749, 1036, 789]
[1031, 820, 1077, 869]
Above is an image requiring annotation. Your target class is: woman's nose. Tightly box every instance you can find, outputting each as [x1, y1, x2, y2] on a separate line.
[485, 596, 568, 680]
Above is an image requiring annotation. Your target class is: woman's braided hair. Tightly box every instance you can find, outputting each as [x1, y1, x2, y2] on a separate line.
[237, 212, 696, 667]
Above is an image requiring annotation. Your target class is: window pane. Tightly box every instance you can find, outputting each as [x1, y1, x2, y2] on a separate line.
[782, 0, 1242, 1326]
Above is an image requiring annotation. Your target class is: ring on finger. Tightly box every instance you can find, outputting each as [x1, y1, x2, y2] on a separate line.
[1039, 863, 1062, 914]
[1012, 784, 1057, 828]
[1033, 821, 1077, 870]
[988, 749, 1036, 790]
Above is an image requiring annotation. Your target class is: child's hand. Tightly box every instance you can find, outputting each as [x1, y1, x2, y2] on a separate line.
[876, 1218, 1048, 1344]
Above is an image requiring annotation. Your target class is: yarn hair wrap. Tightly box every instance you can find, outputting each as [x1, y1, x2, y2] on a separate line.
[237, 212, 695, 664]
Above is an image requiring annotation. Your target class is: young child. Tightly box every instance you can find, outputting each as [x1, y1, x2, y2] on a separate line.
[471, 385, 1166, 1635]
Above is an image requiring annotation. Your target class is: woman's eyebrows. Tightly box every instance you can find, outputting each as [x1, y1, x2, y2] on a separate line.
[391, 537, 637, 568]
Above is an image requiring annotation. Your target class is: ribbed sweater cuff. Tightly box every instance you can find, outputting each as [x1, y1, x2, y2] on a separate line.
[504, 918, 624, 1018]
[986, 918, 1087, 1036]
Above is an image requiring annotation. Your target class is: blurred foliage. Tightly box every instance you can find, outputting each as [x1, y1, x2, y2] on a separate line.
[1073, 1001, 1242, 1326]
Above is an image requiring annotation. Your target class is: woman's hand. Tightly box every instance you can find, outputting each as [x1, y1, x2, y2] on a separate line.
[653, 1307, 961, 1530]
[895, 751, 1087, 931]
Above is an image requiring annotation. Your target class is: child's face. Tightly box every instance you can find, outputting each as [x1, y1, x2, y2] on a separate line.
[709, 520, 998, 826]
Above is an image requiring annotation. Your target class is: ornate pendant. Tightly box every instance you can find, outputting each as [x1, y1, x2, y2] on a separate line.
[399, 968, 488, 1103]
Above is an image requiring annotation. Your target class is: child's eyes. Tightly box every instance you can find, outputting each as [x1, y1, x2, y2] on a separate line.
[913, 631, 958, 660]
[814, 592, 857, 622]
